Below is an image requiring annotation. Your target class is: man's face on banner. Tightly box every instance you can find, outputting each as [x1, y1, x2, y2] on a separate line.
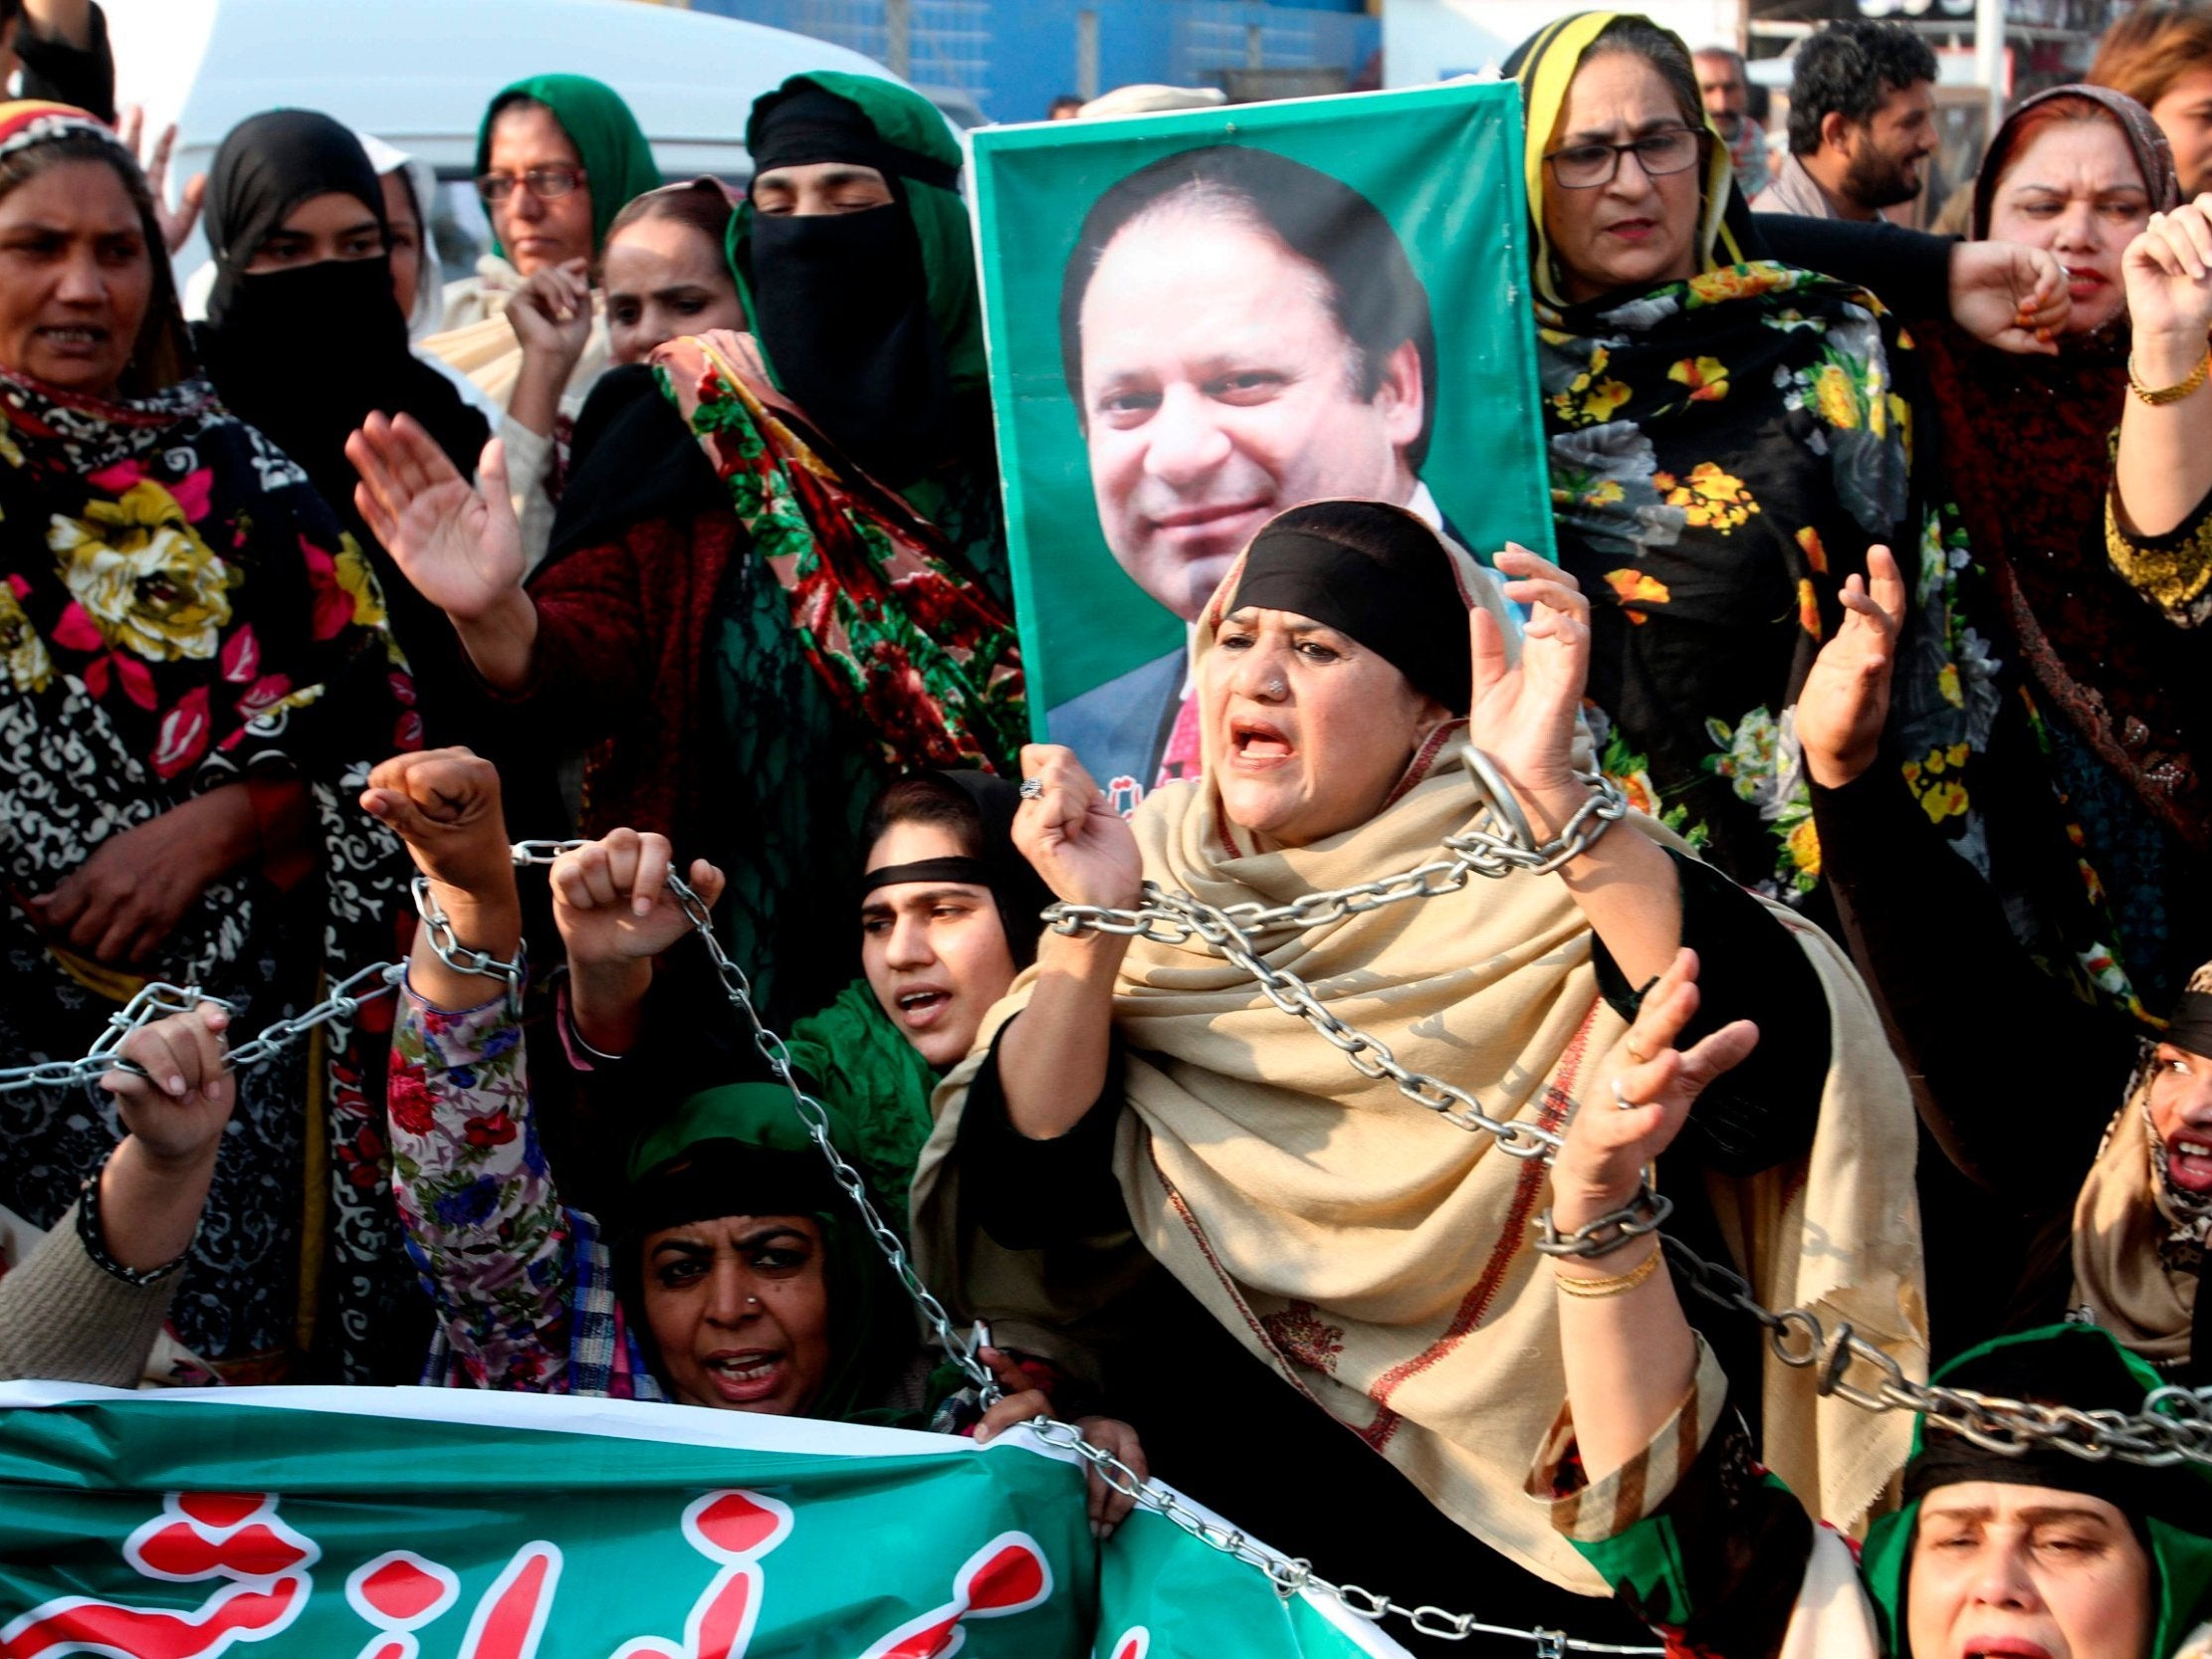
[1075, 207, 1424, 621]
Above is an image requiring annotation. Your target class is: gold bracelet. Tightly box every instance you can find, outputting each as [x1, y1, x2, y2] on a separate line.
[2126, 347, 2211, 406]
[1554, 1247, 1662, 1300]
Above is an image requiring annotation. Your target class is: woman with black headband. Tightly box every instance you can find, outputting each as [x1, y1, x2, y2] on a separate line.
[558, 769, 1052, 1236]
[913, 500, 1923, 1652]
[1533, 977, 2212, 1657]
[347, 72, 1022, 1026]
[194, 107, 493, 747]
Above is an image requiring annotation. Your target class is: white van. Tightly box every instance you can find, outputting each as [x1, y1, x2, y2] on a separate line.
[101, 0, 929, 283]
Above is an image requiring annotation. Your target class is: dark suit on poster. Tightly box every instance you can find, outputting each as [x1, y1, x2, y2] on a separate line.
[1045, 647, 1184, 815]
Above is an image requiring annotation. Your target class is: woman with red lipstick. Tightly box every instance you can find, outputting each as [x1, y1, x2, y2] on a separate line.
[1530, 965, 2212, 1659]
[914, 500, 1922, 1651]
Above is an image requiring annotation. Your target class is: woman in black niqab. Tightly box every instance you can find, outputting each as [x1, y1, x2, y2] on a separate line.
[195, 108, 494, 747]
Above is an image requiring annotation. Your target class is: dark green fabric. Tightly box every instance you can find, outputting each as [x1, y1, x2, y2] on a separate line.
[699, 405, 1011, 1028]
[787, 979, 942, 1237]
[474, 73, 661, 259]
[732, 72, 986, 398]
[625, 1082, 815, 1184]
[621, 1084, 918, 1426]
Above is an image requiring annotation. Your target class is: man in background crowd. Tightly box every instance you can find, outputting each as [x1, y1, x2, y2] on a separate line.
[1694, 44, 1771, 198]
[1045, 144, 1439, 807]
[1755, 18, 1938, 221]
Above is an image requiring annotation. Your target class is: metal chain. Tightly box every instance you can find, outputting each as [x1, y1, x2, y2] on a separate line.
[505, 840, 999, 1401]
[0, 966, 403, 1096]
[24, 814, 2208, 1648]
[1042, 747, 1628, 950]
[1023, 1418, 1660, 1655]
[412, 875, 527, 1016]
[0, 980, 203, 1095]
[1034, 779, 2212, 1469]
[665, 871, 997, 1397]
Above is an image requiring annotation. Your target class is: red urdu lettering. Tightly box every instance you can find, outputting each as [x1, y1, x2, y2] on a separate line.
[0, 1575, 308, 1659]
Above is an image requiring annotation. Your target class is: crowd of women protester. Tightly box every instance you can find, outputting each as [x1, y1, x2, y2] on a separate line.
[2, 3, 2211, 1652]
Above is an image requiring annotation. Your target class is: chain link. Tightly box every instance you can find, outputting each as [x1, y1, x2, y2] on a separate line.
[411, 876, 526, 1016]
[1023, 1418, 1661, 1653]
[18, 814, 2210, 1650]
[1032, 751, 2212, 1468]
[659, 871, 997, 1401]
[0, 968, 403, 1096]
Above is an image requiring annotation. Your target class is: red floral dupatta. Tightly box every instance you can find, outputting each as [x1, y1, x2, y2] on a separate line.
[648, 330, 1025, 771]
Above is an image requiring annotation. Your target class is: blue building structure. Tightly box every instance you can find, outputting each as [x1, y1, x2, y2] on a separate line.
[695, 0, 1381, 124]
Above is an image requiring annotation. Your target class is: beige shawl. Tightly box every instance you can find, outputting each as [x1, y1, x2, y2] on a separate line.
[421, 259, 612, 413]
[2073, 1052, 2204, 1370]
[913, 542, 1924, 1589]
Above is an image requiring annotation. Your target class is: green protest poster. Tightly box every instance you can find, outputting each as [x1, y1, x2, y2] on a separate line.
[0, 1383, 1410, 1658]
[970, 84, 1553, 812]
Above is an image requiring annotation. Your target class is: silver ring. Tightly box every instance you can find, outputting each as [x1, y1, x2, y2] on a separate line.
[1018, 778, 1044, 800]
[1611, 1076, 1641, 1112]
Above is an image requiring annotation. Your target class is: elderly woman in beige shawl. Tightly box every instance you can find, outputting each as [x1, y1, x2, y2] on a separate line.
[914, 500, 1923, 1652]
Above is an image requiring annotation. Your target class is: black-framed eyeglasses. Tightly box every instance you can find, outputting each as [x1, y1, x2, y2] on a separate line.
[1542, 127, 1705, 189]
[476, 164, 588, 205]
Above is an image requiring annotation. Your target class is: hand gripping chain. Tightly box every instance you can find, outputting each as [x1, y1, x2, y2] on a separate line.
[9, 811, 2210, 1654]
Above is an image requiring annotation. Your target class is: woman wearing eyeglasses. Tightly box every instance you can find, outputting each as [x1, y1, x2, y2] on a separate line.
[1498, 14, 1976, 921]
[422, 75, 661, 570]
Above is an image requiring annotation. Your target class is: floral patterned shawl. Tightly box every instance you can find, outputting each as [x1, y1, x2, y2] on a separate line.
[653, 329, 1023, 771]
[0, 361, 421, 1380]
[1537, 264, 1926, 903]
[1511, 14, 1956, 911]
[606, 328, 1025, 1022]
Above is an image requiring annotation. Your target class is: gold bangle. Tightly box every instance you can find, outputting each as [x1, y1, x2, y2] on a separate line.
[2126, 347, 2211, 406]
[1553, 1247, 1662, 1300]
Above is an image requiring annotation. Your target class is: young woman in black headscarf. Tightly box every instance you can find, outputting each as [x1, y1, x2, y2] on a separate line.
[195, 108, 492, 748]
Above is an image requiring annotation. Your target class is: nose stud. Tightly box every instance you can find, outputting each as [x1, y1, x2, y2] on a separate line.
[1264, 678, 1287, 699]
[746, 1296, 761, 1307]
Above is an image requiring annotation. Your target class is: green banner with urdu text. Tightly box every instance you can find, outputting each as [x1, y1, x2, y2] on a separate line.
[0, 1382, 1410, 1659]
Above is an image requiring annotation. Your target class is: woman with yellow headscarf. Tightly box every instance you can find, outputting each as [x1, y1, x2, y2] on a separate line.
[1503, 14, 1969, 925]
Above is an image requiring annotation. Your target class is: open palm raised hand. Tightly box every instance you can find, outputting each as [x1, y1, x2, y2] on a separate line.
[346, 414, 524, 625]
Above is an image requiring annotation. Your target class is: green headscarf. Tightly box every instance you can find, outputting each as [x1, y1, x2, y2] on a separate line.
[474, 73, 662, 261]
[1860, 1325, 2212, 1657]
[730, 70, 987, 398]
[785, 979, 941, 1237]
[620, 1082, 918, 1425]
